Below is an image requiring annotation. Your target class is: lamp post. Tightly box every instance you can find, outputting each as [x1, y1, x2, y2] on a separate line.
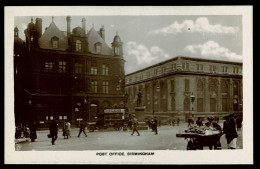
[190, 92, 195, 117]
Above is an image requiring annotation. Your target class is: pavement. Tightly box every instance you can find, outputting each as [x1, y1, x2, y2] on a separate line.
[15, 121, 242, 151]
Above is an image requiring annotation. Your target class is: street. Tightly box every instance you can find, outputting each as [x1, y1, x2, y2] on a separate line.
[16, 121, 242, 151]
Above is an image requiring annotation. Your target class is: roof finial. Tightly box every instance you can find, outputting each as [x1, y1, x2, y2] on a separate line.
[92, 22, 94, 28]
[116, 31, 118, 35]
[31, 17, 33, 22]
[52, 16, 54, 22]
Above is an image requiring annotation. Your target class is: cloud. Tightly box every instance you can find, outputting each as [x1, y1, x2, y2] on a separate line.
[183, 40, 242, 61]
[148, 17, 238, 35]
[125, 41, 170, 73]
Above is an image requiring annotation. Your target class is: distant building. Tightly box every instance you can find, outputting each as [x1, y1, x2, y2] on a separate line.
[14, 16, 125, 125]
[125, 56, 242, 122]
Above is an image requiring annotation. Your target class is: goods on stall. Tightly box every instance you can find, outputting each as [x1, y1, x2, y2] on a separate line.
[184, 126, 221, 135]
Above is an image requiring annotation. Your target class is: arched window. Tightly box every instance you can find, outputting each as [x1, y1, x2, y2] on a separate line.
[210, 98, 216, 112]
[76, 40, 82, 52]
[221, 80, 229, 112]
[184, 97, 190, 111]
[233, 82, 238, 95]
[171, 98, 175, 111]
[115, 46, 120, 55]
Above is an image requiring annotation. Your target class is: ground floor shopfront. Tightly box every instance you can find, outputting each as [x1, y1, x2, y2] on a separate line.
[16, 93, 125, 127]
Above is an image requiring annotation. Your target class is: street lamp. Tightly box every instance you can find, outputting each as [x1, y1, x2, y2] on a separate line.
[190, 92, 195, 117]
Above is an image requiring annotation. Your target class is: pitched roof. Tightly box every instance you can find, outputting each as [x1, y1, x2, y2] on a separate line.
[87, 27, 112, 55]
[38, 22, 68, 51]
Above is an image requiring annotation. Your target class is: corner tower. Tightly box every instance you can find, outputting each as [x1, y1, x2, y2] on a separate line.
[111, 31, 123, 57]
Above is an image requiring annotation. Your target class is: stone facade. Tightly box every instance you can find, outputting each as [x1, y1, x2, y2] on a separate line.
[125, 57, 242, 121]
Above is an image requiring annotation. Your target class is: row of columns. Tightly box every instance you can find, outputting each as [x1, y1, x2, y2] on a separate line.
[126, 76, 242, 115]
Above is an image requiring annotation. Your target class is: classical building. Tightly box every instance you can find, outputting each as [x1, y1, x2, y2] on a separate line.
[125, 56, 242, 121]
[14, 16, 125, 125]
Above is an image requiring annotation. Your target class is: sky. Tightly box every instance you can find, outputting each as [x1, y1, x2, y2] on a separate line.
[14, 15, 242, 74]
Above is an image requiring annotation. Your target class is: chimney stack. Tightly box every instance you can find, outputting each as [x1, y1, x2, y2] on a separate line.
[66, 16, 71, 36]
[100, 25, 105, 41]
[35, 18, 42, 38]
[82, 18, 86, 34]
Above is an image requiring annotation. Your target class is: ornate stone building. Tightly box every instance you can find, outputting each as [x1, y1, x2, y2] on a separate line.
[14, 16, 125, 125]
[125, 56, 242, 121]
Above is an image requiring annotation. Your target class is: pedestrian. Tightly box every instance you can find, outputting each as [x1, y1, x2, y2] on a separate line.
[223, 114, 238, 149]
[205, 116, 221, 130]
[65, 121, 71, 138]
[29, 122, 37, 142]
[16, 123, 23, 138]
[49, 119, 58, 145]
[62, 121, 66, 139]
[147, 119, 150, 128]
[131, 114, 140, 136]
[128, 119, 132, 130]
[196, 117, 203, 127]
[187, 118, 192, 127]
[236, 114, 242, 131]
[172, 119, 175, 126]
[151, 117, 158, 135]
[177, 117, 180, 126]
[24, 124, 30, 138]
[78, 121, 87, 137]
[205, 116, 222, 150]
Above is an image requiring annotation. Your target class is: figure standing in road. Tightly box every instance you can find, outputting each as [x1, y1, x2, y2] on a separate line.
[176, 117, 180, 126]
[64, 121, 71, 138]
[29, 122, 37, 142]
[205, 116, 222, 150]
[49, 119, 58, 145]
[187, 118, 192, 127]
[196, 117, 203, 127]
[62, 121, 66, 139]
[78, 121, 87, 137]
[235, 114, 242, 131]
[151, 117, 158, 135]
[223, 114, 238, 149]
[131, 114, 140, 136]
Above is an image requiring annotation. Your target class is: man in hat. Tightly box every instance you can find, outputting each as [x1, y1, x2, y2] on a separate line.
[223, 114, 238, 149]
[131, 114, 140, 136]
[196, 117, 203, 127]
[205, 116, 221, 130]
[49, 119, 59, 145]
[205, 116, 222, 150]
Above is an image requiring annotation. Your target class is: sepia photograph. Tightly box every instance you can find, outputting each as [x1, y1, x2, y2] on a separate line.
[5, 6, 253, 164]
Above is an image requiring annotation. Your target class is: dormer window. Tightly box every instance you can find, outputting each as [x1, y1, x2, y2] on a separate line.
[51, 36, 59, 49]
[95, 42, 102, 53]
[76, 40, 82, 52]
